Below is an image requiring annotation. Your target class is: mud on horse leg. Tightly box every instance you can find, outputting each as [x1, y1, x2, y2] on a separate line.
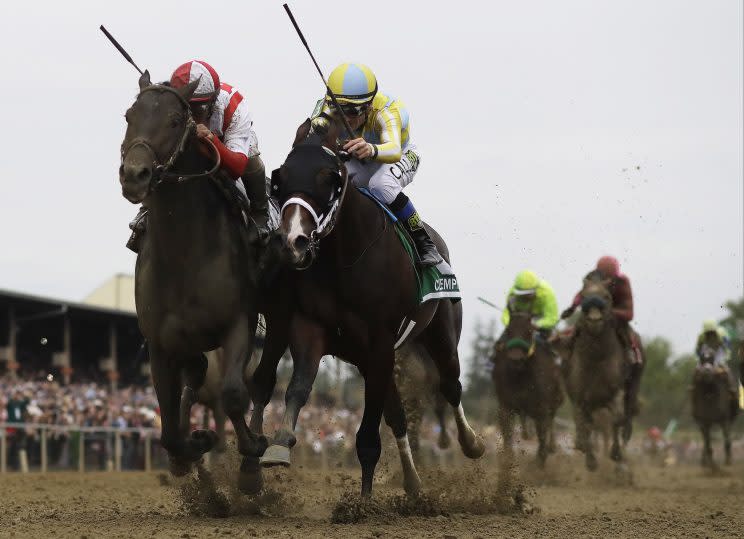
[383, 378, 422, 495]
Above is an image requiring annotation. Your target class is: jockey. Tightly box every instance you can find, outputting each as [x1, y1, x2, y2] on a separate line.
[695, 319, 731, 366]
[561, 255, 641, 364]
[310, 63, 443, 266]
[501, 270, 559, 340]
[695, 319, 739, 407]
[127, 60, 269, 252]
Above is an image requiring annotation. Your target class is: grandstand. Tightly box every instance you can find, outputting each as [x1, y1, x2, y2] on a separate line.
[0, 275, 145, 387]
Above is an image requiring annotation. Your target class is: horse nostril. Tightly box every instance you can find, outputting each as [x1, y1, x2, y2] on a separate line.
[293, 234, 310, 252]
[136, 166, 151, 182]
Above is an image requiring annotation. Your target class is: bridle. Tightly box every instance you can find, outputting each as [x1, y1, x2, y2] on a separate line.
[120, 85, 221, 189]
[504, 313, 537, 358]
[276, 146, 349, 270]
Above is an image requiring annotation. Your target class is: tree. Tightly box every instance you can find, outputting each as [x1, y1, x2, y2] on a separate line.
[638, 336, 699, 430]
[461, 317, 498, 422]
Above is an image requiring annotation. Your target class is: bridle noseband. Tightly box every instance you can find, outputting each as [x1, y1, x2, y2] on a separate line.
[121, 85, 222, 189]
[278, 145, 348, 271]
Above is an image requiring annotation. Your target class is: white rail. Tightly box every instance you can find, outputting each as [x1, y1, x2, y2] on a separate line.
[0, 423, 160, 474]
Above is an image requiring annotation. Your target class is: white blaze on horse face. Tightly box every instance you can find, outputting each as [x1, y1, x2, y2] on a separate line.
[285, 205, 306, 257]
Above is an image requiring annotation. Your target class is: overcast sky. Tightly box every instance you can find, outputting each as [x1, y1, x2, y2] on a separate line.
[1, 1, 741, 361]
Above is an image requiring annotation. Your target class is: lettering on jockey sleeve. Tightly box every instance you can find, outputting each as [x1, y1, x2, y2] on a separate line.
[434, 276, 458, 291]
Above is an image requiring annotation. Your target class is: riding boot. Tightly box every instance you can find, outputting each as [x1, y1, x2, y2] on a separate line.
[389, 192, 443, 267]
[126, 206, 148, 254]
[242, 156, 271, 244]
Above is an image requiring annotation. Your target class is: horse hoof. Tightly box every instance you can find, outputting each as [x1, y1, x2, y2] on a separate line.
[238, 456, 264, 495]
[459, 432, 486, 459]
[586, 454, 598, 471]
[259, 444, 291, 467]
[191, 430, 218, 454]
[438, 431, 451, 450]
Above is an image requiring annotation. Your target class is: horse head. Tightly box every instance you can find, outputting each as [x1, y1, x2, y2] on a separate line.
[119, 71, 201, 203]
[578, 275, 613, 335]
[271, 130, 347, 269]
[502, 311, 537, 364]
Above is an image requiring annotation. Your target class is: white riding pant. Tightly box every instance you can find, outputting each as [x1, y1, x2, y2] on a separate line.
[346, 143, 421, 204]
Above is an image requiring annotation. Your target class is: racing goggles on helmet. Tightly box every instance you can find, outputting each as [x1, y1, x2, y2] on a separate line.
[328, 100, 370, 116]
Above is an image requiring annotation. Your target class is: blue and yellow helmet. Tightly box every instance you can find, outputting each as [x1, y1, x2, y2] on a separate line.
[326, 63, 378, 105]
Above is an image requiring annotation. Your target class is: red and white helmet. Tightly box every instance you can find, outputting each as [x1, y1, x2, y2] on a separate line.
[596, 255, 620, 278]
[170, 60, 220, 102]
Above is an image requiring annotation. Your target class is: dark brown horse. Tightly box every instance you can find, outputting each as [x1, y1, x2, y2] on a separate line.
[253, 121, 484, 496]
[119, 72, 268, 476]
[561, 275, 640, 473]
[691, 344, 738, 467]
[491, 312, 563, 466]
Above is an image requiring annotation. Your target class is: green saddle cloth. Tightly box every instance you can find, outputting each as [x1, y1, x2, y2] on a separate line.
[394, 223, 461, 304]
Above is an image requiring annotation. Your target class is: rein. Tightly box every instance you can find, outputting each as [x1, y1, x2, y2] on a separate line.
[121, 85, 222, 188]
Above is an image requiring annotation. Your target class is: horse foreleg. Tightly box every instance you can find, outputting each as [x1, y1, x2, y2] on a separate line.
[357, 341, 395, 497]
[247, 312, 290, 437]
[383, 378, 422, 495]
[150, 348, 207, 476]
[535, 415, 550, 467]
[497, 406, 514, 456]
[520, 413, 532, 440]
[700, 423, 713, 468]
[261, 313, 325, 467]
[434, 392, 451, 450]
[221, 314, 266, 458]
[722, 421, 732, 466]
[577, 407, 597, 471]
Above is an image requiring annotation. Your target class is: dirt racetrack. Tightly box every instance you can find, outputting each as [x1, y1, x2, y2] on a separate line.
[1, 450, 743, 539]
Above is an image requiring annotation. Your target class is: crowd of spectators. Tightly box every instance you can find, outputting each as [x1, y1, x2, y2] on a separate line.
[8, 375, 734, 473]
[0, 375, 451, 472]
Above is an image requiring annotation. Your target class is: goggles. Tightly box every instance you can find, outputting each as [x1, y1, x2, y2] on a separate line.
[328, 100, 370, 116]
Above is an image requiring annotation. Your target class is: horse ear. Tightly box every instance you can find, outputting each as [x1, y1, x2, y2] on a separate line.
[270, 168, 282, 198]
[177, 75, 202, 102]
[138, 69, 151, 90]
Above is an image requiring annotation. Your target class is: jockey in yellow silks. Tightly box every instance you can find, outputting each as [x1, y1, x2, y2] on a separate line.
[311, 63, 442, 266]
[501, 270, 559, 339]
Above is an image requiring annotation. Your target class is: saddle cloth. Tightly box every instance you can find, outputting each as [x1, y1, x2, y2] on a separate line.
[357, 188, 461, 305]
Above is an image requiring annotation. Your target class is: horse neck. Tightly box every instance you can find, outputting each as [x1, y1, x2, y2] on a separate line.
[577, 319, 619, 358]
[324, 186, 385, 267]
[145, 142, 228, 264]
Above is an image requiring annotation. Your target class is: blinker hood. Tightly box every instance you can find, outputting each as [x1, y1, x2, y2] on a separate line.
[271, 143, 342, 210]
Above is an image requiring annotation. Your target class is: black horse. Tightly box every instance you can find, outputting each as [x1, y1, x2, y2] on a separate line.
[491, 312, 563, 467]
[251, 120, 484, 497]
[119, 72, 269, 476]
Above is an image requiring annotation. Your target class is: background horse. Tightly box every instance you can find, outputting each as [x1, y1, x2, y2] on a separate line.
[562, 275, 634, 473]
[253, 121, 484, 497]
[491, 312, 563, 466]
[691, 345, 738, 467]
[119, 71, 266, 476]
